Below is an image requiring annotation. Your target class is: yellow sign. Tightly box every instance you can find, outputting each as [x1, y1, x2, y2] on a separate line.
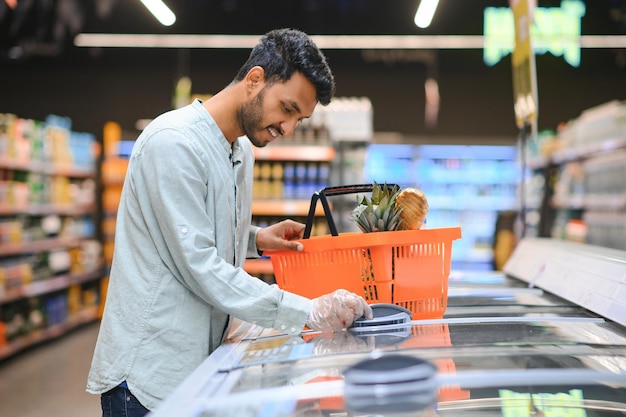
[510, 0, 538, 128]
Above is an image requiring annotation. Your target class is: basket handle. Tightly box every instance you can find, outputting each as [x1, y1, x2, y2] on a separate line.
[303, 184, 399, 239]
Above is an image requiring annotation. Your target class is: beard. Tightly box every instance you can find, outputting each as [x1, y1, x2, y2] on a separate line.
[238, 88, 269, 147]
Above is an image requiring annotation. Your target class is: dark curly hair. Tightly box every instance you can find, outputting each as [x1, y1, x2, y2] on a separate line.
[234, 28, 335, 105]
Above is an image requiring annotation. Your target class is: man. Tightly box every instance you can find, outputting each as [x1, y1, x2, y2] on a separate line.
[87, 28, 372, 417]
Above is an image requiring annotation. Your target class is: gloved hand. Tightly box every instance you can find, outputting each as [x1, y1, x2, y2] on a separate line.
[306, 289, 373, 332]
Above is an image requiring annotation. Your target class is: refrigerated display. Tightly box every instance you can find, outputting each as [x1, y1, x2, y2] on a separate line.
[149, 238, 626, 417]
[364, 143, 519, 270]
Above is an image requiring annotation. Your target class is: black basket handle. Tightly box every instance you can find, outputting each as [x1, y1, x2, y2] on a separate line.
[303, 184, 399, 239]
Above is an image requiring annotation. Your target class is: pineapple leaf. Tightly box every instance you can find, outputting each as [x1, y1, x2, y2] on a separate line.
[349, 181, 404, 233]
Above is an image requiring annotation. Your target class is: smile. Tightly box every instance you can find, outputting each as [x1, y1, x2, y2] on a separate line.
[268, 127, 280, 138]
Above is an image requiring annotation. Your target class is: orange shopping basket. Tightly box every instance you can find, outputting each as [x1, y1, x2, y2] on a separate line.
[267, 185, 462, 320]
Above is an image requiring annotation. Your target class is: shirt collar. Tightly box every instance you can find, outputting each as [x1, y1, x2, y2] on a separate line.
[192, 98, 237, 162]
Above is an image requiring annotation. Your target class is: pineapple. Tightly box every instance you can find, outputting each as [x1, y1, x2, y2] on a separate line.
[350, 183, 429, 233]
[350, 182, 402, 233]
[395, 187, 429, 230]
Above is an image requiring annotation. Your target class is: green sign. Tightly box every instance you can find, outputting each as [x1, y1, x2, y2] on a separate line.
[484, 0, 586, 67]
[499, 388, 587, 417]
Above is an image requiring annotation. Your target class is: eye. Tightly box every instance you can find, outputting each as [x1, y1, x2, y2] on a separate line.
[284, 106, 293, 114]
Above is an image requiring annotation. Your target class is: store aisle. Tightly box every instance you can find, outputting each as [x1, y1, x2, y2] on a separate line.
[0, 322, 101, 417]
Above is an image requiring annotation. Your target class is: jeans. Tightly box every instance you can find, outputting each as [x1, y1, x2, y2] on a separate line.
[101, 384, 150, 417]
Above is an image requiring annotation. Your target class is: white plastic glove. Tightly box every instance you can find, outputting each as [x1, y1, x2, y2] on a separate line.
[306, 289, 373, 332]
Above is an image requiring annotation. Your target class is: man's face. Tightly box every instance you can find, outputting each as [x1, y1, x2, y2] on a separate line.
[239, 71, 318, 147]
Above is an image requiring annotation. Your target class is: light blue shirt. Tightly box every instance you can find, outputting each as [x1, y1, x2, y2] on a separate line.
[87, 99, 312, 410]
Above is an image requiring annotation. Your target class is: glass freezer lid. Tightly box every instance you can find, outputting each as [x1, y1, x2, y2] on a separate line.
[229, 343, 626, 391]
[192, 344, 626, 417]
[231, 319, 626, 370]
[446, 286, 574, 308]
[444, 305, 596, 318]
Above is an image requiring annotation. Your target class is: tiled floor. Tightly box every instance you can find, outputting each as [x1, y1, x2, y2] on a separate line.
[0, 322, 101, 417]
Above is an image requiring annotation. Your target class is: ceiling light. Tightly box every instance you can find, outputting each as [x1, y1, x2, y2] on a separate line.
[140, 0, 176, 26]
[74, 33, 626, 51]
[74, 34, 485, 49]
[414, 0, 440, 29]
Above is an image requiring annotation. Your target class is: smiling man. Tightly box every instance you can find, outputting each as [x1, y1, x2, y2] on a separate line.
[86, 28, 372, 417]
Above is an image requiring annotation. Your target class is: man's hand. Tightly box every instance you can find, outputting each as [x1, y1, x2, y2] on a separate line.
[256, 219, 305, 252]
[306, 289, 373, 332]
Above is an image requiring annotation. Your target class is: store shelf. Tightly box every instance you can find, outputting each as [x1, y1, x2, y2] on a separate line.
[0, 236, 86, 257]
[248, 135, 336, 280]
[0, 157, 96, 178]
[0, 203, 96, 216]
[253, 145, 335, 162]
[0, 113, 103, 359]
[524, 101, 626, 250]
[0, 305, 99, 361]
[251, 200, 326, 217]
[0, 268, 103, 304]
[551, 136, 626, 165]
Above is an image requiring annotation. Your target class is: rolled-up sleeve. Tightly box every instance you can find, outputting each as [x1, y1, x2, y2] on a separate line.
[247, 226, 262, 258]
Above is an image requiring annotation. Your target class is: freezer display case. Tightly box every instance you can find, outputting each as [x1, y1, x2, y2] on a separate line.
[149, 239, 626, 417]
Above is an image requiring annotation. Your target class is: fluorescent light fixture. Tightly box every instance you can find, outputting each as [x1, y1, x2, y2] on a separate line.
[74, 34, 485, 49]
[414, 0, 440, 29]
[140, 0, 176, 26]
[73, 33, 626, 50]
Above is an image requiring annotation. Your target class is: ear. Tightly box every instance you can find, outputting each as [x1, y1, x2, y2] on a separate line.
[246, 66, 266, 91]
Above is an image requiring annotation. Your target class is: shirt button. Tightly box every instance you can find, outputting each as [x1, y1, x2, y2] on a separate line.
[280, 324, 286, 330]
[181, 227, 188, 234]
[290, 327, 297, 333]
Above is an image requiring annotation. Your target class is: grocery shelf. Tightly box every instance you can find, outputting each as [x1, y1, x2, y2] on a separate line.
[252, 200, 327, 217]
[0, 236, 86, 257]
[0, 268, 104, 305]
[524, 101, 626, 251]
[0, 305, 99, 361]
[0, 112, 104, 359]
[0, 157, 96, 178]
[253, 145, 336, 162]
[0, 203, 96, 217]
[551, 136, 626, 164]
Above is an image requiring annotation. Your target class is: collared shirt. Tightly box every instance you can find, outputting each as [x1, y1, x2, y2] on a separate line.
[87, 99, 312, 410]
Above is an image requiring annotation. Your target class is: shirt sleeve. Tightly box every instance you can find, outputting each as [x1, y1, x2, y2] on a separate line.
[247, 225, 262, 258]
[130, 127, 311, 334]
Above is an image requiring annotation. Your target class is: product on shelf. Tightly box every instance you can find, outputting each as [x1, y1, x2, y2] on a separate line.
[316, 97, 373, 142]
[0, 112, 103, 360]
[245, 124, 339, 278]
[526, 100, 626, 251]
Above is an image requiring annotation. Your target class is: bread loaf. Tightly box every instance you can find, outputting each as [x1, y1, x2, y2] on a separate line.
[395, 187, 429, 230]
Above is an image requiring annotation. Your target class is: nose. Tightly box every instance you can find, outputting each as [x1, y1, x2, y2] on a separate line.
[281, 118, 299, 138]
